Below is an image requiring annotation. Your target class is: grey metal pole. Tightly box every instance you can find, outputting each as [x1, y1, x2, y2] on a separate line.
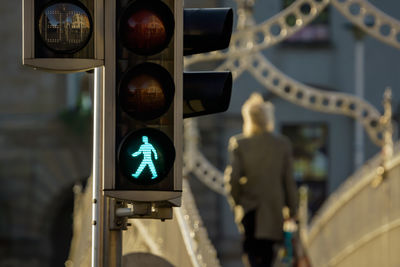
[103, 198, 123, 267]
[92, 67, 104, 267]
[108, 230, 123, 267]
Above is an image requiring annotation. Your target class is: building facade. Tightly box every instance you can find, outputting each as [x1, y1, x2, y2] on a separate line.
[0, 2, 92, 266]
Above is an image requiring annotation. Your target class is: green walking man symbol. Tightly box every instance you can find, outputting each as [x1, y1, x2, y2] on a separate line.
[131, 136, 158, 179]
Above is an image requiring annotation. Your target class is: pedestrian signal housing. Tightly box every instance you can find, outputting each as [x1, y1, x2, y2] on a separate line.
[102, 0, 233, 217]
[22, 0, 104, 72]
[103, 0, 183, 210]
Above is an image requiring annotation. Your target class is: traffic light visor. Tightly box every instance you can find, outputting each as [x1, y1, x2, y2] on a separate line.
[184, 8, 233, 56]
[183, 72, 232, 118]
[38, 2, 92, 53]
[119, 0, 174, 55]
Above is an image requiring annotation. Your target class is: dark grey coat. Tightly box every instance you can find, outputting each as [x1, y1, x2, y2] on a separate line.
[226, 132, 298, 240]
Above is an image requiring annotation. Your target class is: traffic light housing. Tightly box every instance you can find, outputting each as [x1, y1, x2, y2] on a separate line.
[22, 0, 233, 220]
[22, 0, 104, 72]
[183, 71, 232, 118]
[103, 0, 183, 217]
[102, 1, 233, 219]
[103, 0, 233, 219]
[183, 8, 233, 56]
[183, 8, 233, 118]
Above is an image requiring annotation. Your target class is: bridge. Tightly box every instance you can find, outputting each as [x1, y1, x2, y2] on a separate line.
[5, 0, 400, 266]
[67, 139, 400, 267]
[306, 143, 400, 267]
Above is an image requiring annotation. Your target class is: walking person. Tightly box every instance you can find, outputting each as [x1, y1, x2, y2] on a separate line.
[131, 135, 159, 179]
[225, 93, 298, 267]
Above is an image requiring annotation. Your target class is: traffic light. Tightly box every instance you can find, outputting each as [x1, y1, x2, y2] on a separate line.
[22, 0, 103, 72]
[183, 71, 232, 118]
[103, 0, 183, 218]
[183, 8, 233, 118]
[102, 1, 233, 219]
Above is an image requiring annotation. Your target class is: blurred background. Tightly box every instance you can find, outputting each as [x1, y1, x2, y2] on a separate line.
[1, 0, 400, 266]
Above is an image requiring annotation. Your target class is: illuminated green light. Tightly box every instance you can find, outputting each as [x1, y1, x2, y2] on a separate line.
[131, 136, 158, 179]
[118, 128, 175, 185]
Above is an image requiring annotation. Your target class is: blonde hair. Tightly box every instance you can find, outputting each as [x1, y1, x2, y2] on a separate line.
[242, 93, 275, 136]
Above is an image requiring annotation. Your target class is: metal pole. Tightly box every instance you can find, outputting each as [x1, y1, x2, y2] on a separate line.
[92, 67, 104, 267]
[103, 198, 123, 267]
[108, 230, 122, 267]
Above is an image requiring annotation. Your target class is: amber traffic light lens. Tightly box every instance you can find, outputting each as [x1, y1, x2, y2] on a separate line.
[38, 3, 92, 53]
[124, 74, 166, 116]
[119, 63, 175, 121]
[119, 1, 174, 55]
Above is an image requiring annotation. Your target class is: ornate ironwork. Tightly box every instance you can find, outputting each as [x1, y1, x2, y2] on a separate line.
[184, 0, 400, 196]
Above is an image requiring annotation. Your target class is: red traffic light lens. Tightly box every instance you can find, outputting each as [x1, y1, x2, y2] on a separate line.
[125, 10, 166, 52]
[38, 3, 92, 53]
[119, 0, 174, 55]
[119, 63, 175, 121]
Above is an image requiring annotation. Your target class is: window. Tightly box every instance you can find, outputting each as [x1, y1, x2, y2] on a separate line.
[282, 123, 328, 215]
[282, 0, 330, 45]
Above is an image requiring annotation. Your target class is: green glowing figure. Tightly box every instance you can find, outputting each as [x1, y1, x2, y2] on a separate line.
[131, 136, 158, 179]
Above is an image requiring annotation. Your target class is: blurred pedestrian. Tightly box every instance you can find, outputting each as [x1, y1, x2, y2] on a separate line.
[225, 93, 298, 267]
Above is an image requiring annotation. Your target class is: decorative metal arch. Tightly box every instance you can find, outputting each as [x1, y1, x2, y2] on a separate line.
[184, 0, 400, 195]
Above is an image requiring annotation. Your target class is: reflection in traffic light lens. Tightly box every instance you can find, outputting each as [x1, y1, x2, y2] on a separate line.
[120, 0, 174, 55]
[118, 128, 175, 185]
[119, 63, 175, 121]
[38, 3, 92, 52]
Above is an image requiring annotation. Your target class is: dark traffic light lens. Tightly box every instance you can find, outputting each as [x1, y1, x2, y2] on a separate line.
[38, 3, 92, 53]
[119, 63, 175, 121]
[118, 128, 175, 185]
[119, 0, 174, 55]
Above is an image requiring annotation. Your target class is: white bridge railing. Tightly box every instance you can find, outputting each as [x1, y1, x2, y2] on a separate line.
[305, 143, 400, 267]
